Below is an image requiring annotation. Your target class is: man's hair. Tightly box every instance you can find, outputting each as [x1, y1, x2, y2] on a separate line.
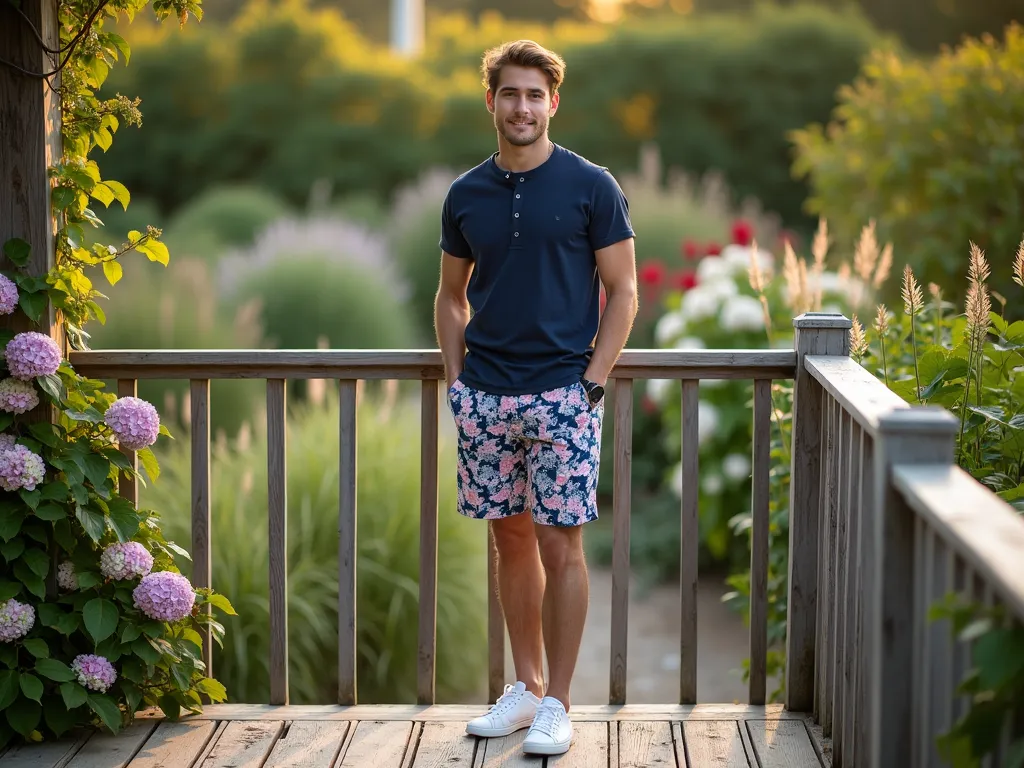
[481, 40, 566, 96]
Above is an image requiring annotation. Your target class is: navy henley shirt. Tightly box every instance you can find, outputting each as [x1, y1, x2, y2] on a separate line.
[439, 144, 635, 396]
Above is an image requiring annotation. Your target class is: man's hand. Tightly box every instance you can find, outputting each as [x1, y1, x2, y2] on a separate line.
[585, 238, 638, 385]
[435, 251, 474, 387]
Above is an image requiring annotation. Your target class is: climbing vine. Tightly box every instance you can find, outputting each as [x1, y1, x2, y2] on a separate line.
[0, 0, 234, 747]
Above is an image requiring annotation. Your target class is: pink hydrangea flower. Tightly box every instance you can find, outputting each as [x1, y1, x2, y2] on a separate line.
[0, 598, 35, 642]
[0, 443, 45, 491]
[0, 275, 18, 315]
[4, 332, 61, 380]
[71, 654, 117, 692]
[133, 571, 195, 622]
[0, 378, 39, 414]
[57, 560, 78, 591]
[100, 541, 153, 581]
[104, 396, 160, 451]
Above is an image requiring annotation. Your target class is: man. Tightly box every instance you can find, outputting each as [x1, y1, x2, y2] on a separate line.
[434, 39, 637, 757]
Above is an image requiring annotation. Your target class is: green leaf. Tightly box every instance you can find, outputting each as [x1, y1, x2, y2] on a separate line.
[87, 300, 107, 325]
[20, 546, 49, 579]
[44, 694, 79, 737]
[87, 693, 122, 733]
[6, 697, 40, 737]
[138, 240, 170, 266]
[102, 180, 130, 209]
[131, 637, 160, 665]
[18, 291, 48, 324]
[157, 693, 181, 721]
[106, 497, 140, 542]
[2, 238, 31, 268]
[138, 447, 160, 482]
[27, 422, 61, 448]
[40, 481, 69, 502]
[36, 658, 75, 683]
[75, 503, 105, 542]
[0, 504, 25, 542]
[51, 187, 76, 210]
[35, 373, 64, 403]
[105, 32, 131, 65]
[52, 518, 75, 550]
[195, 676, 227, 702]
[102, 260, 122, 286]
[0, 538, 23, 562]
[36, 602, 62, 627]
[122, 682, 142, 714]
[83, 598, 119, 645]
[65, 223, 86, 250]
[34, 502, 67, 522]
[90, 183, 115, 207]
[0, 414, 12, 433]
[19, 673, 42, 703]
[55, 611, 80, 637]
[207, 593, 237, 616]
[121, 624, 141, 643]
[13, 562, 45, 599]
[18, 488, 40, 510]
[22, 638, 48, 659]
[82, 451, 112, 489]
[0, 671, 19, 709]
[973, 628, 1024, 690]
[76, 571, 101, 590]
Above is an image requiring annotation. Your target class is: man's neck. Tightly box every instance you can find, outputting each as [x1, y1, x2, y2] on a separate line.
[495, 138, 554, 173]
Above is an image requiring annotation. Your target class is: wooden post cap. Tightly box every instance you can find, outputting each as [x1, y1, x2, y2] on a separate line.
[876, 406, 958, 437]
[793, 312, 852, 330]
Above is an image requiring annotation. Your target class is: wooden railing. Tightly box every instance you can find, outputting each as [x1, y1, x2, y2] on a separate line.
[799, 330, 1024, 768]
[66, 311, 1024, 768]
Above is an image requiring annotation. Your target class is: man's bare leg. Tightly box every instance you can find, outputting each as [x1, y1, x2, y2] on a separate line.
[490, 515, 546, 698]
[534, 523, 588, 712]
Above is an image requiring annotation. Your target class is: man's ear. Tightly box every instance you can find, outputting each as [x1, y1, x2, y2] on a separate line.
[485, 89, 495, 114]
[550, 91, 559, 116]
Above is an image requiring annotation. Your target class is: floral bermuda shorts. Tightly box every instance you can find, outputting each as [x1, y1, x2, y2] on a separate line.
[446, 378, 604, 527]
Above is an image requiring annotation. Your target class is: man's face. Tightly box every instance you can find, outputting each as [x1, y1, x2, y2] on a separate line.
[486, 65, 559, 147]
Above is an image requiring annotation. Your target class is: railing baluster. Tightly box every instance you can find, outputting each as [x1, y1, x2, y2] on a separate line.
[679, 379, 699, 705]
[815, 395, 831, 722]
[417, 380, 439, 705]
[855, 432, 875, 763]
[266, 378, 288, 705]
[190, 379, 212, 678]
[609, 378, 633, 706]
[952, 560, 969, 724]
[338, 379, 358, 706]
[117, 379, 139, 506]
[914, 519, 932, 768]
[748, 379, 770, 706]
[487, 527, 504, 704]
[831, 408, 851, 758]
[840, 421, 863, 768]
[931, 540, 954, 765]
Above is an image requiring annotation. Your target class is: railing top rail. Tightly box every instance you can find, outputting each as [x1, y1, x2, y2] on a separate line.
[893, 463, 1024, 622]
[804, 354, 908, 436]
[67, 348, 798, 381]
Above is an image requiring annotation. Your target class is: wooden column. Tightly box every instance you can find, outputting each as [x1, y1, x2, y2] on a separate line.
[868, 408, 956, 768]
[785, 312, 850, 712]
[0, 0, 61, 342]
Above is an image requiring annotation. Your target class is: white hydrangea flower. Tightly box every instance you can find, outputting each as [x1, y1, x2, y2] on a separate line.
[673, 336, 706, 350]
[696, 255, 736, 284]
[720, 295, 765, 332]
[702, 474, 725, 495]
[668, 462, 683, 499]
[723, 453, 752, 481]
[721, 244, 774, 277]
[679, 286, 723, 322]
[654, 311, 686, 346]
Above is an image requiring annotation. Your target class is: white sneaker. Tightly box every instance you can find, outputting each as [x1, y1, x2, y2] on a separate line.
[465, 681, 540, 738]
[522, 696, 572, 755]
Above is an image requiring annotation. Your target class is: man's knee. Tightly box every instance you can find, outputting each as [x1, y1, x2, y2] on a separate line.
[491, 514, 537, 559]
[536, 524, 585, 574]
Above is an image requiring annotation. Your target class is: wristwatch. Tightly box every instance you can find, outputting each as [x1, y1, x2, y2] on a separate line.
[580, 377, 605, 406]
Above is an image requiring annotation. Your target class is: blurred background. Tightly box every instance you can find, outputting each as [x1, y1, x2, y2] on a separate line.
[87, 0, 1022, 707]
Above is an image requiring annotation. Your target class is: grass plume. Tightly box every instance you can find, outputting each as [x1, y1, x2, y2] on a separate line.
[1014, 238, 1024, 288]
[849, 314, 868, 361]
[874, 303, 890, 388]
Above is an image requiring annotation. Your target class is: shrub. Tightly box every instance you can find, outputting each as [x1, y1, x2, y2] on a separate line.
[140, 390, 488, 704]
[162, 184, 292, 258]
[791, 24, 1024, 316]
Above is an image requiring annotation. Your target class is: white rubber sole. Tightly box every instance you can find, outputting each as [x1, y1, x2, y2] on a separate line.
[522, 736, 572, 756]
[465, 718, 534, 738]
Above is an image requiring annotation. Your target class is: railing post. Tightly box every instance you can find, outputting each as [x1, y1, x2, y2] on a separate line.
[785, 312, 850, 712]
[868, 407, 956, 768]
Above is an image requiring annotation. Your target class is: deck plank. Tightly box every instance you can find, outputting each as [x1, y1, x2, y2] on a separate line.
[618, 722, 675, 768]
[744, 720, 821, 767]
[127, 721, 219, 767]
[680, 721, 749, 767]
[411, 722, 476, 767]
[475, 730, 530, 767]
[0, 735, 88, 768]
[198, 721, 283, 768]
[263, 722, 350, 767]
[66, 722, 158, 768]
[548, 722, 609, 768]
[337, 722, 413, 768]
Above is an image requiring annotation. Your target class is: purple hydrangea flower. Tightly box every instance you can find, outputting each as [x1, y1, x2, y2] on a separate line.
[57, 560, 78, 591]
[0, 443, 45, 491]
[100, 541, 153, 581]
[71, 654, 117, 693]
[0, 598, 35, 642]
[0, 275, 18, 315]
[0, 434, 14, 453]
[104, 396, 160, 451]
[0, 378, 39, 414]
[4, 332, 61, 380]
[133, 571, 195, 622]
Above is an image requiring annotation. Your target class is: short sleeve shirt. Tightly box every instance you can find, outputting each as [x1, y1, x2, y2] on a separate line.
[439, 144, 635, 396]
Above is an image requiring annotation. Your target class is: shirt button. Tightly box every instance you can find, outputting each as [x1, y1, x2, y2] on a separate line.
[516, 194, 520, 199]
[505, 173, 509, 179]
[514, 213, 519, 218]
[519, 177, 524, 182]
[514, 232, 519, 237]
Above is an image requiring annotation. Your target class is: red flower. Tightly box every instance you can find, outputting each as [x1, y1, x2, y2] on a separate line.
[672, 270, 698, 291]
[731, 219, 753, 246]
[705, 241, 722, 256]
[639, 260, 666, 287]
[641, 395, 658, 415]
[681, 239, 702, 260]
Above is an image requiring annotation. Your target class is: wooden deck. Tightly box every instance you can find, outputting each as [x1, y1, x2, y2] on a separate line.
[0, 705, 828, 767]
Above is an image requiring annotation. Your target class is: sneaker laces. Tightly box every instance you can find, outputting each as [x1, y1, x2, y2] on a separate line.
[530, 703, 562, 736]
[488, 684, 520, 715]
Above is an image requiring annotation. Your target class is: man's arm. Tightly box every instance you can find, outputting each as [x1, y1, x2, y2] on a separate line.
[584, 238, 638, 386]
[434, 251, 474, 384]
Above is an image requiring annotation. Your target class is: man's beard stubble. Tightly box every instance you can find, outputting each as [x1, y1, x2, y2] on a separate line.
[497, 113, 548, 147]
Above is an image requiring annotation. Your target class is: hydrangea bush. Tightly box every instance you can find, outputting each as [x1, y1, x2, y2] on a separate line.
[0, 0, 235, 748]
